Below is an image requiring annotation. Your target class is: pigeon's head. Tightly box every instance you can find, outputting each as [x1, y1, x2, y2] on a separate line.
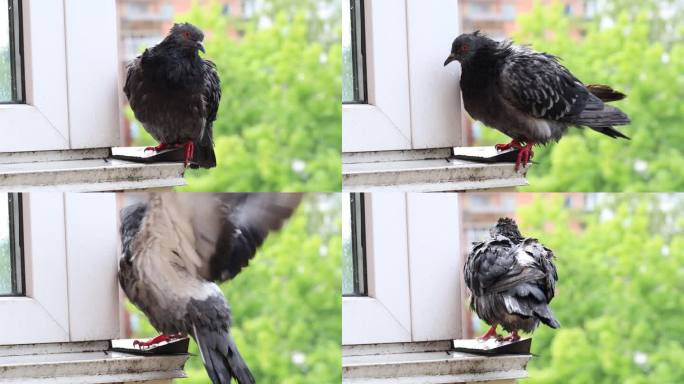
[168, 22, 206, 54]
[491, 217, 523, 241]
[444, 31, 492, 66]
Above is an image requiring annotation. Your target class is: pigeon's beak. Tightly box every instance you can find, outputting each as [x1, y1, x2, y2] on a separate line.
[197, 42, 205, 53]
[444, 54, 456, 67]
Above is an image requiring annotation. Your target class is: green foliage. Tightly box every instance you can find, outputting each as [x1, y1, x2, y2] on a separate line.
[0, 239, 10, 294]
[477, 2, 684, 191]
[126, 194, 341, 383]
[0, 48, 11, 101]
[136, 1, 342, 192]
[515, 194, 684, 383]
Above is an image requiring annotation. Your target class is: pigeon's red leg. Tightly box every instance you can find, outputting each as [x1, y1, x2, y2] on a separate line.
[182, 141, 195, 167]
[480, 325, 500, 341]
[133, 333, 184, 348]
[144, 143, 171, 152]
[499, 331, 520, 342]
[495, 139, 522, 152]
[515, 142, 535, 171]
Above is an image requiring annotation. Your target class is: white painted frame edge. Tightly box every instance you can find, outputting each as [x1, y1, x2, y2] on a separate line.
[64, 193, 120, 342]
[342, 193, 412, 345]
[342, 0, 412, 152]
[406, 193, 462, 342]
[0, 194, 70, 345]
[64, 0, 120, 149]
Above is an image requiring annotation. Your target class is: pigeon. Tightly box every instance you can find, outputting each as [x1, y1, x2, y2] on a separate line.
[124, 22, 221, 169]
[119, 193, 303, 384]
[444, 31, 630, 170]
[464, 217, 559, 341]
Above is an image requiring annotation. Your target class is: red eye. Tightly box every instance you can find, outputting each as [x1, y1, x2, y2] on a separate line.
[460, 43, 470, 53]
[183, 31, 191, 39]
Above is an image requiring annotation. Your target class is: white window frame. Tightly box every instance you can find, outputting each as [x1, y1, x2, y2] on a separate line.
[0, 193, 120, 344]
[342, 0, 461, 153]
[0, 0, 120, 153]
[342, 193, 462, 345]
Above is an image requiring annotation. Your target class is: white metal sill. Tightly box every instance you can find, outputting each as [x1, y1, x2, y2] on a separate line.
[342, 147, 529, 192]
[342, 341, 530, 384]
[0, 148, 185, 192]
[0, 341, 188, 384]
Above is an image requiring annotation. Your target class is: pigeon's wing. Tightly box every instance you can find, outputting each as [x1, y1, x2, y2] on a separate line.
[203, 60, 221, 125]
[201, 59, 221, 141]
[466, 237, 519, 296]
[123, 56, 143, 103]
[499, 53, 590, 121]
[191, 193, 303, 282]
[485, 238, 554, 297]
[120, 200, 148, 263]
[520, 238, 558, 301]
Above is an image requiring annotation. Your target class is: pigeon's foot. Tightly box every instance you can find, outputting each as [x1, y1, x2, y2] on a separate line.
[479, 325, 501, 341]
[495, 139, 523, 152]
[144, 143, 171, 153]
[182, 141, 195, 168]
[515, 142, 535, 171]
[497, 331, 520, 342]
[133, 333, 185, 349]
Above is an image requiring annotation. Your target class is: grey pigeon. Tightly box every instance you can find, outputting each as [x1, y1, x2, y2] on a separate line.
[119, 193, 302, 384]
[464, 218, 559, 341]
[124, 23, 221, 169]
[444, 31, 630, 170]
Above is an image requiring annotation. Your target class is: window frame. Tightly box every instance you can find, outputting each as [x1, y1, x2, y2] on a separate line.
[0, 193, 120, 345]
[343, 193, 368, 296]
[6, 193, 23, 296]
[342, 0, 462, 153]
[342, 193, 463, 345]
[0, 0, 120, 153]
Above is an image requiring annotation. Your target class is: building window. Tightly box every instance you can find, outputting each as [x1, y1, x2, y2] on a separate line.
[0, 193, 22, 296]
[342, 193, 367, 296]
[0, 0, 23, 103]
[342, 0, 366, 103]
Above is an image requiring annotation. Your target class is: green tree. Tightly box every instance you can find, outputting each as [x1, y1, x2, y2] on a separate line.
[478, 1, 684, 191]
[514, 194, 684, 383]
[133, 2, 342, 192]
[127, 194, 341, 383]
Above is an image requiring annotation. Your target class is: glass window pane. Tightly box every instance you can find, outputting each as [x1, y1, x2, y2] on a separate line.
[0, 193, 23, 296]
[342, 0, 366, 103]
[342, 193, 367, 296]
[0, 0, 23, 103]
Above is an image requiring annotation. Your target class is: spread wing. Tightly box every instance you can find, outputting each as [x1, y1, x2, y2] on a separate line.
[191, 193, 302, 282]
[499, 52, 589, 121]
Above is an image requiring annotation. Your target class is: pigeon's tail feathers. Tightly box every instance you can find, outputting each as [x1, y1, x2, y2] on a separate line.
[191, 132, 217, 169]
[586, 84, 626, 102]
[588, 125, 631, 140]
[534, 305, 561, 329]
[575, 104, 631, 140]
[193, 325, 255, 384]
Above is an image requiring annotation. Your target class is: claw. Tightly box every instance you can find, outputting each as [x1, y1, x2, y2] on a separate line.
[183, 141, 194, 168]
[498, 331, 520, 342]
[133, 333, 184, 349]
[479, 325, 501, 341]
[495, 139, 523, 152]
[514, 142, 535, 171]
[144, 143, 171, 153]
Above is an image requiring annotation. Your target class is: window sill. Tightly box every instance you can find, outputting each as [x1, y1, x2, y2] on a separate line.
[343, 341, 530, 384]
[0, 341, 188, 383]
[0, 148, 186, 191]
[342, 147, 529, 192]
